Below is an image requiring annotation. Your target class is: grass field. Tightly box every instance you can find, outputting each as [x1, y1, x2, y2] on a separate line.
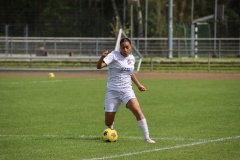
[0, 73, 240, 160]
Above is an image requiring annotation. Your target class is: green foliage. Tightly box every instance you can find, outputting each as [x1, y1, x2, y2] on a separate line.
[0, 0, 239, 37]
[0, 75, 240, 159]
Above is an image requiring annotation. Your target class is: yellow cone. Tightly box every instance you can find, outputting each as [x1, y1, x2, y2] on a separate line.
[48, 73, 55, 78]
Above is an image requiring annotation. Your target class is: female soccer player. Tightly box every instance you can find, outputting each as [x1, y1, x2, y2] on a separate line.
[97, 38, 155, 143]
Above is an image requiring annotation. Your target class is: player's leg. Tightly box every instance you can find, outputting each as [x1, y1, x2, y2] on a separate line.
[126, 98, 155, 143]
[126, 98, 144, 120]
[104, 90, 120, 129]
[105, 112, 115, 129]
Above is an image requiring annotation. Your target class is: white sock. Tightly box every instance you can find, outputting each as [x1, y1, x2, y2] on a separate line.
[137, 118, 150, 139]
[110, 121, 114, 129]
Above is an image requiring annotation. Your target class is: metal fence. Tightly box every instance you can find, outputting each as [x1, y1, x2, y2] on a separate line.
[0, 37, 115, 57]
[0, 37, 240, 58]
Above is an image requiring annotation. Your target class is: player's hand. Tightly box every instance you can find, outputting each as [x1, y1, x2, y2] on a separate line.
[102, 50, 109, 57]
[138, 85, 146, 91]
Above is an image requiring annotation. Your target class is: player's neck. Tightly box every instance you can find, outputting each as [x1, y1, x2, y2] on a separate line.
[120, 51, 129, 57]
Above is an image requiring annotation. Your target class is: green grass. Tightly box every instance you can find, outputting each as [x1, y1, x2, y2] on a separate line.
[1, 58, 240, 72]
[0, 74, 240, 160]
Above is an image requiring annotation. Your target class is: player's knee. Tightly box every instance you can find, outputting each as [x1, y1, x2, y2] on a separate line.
[134, 109, 142, 115]
[132, 110, 145, 120]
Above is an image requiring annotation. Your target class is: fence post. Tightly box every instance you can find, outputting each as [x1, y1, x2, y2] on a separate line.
[194, 23, 198, 58]
[5, 25, 9, 55]
[25, 25, 28, 55]
[208, 52, 211, 72]
[96, 38, 98, 56]
[79, 42, 82, 56]
[178, 39, 180, 58]
[10, 37, 13, 56]
[54, 38, 56, 55]
[219, 39, 221, 58]
[150, 51, 153, 72]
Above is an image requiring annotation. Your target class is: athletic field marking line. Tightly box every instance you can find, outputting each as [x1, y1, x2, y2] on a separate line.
[1, 134, 239, 159]
[82, 135, 240, 160]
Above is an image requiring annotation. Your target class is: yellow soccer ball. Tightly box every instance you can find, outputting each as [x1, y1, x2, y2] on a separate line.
[102, 128, 118, 142]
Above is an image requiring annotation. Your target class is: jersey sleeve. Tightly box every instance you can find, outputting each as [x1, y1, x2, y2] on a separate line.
[103, 52, 114, 65]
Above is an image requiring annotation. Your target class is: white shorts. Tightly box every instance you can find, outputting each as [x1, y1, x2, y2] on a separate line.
[104, 89, 136, 112]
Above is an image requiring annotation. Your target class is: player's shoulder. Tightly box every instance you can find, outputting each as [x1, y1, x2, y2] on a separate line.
[129, 54, 135, 58]
[104, 51, 120, 63]
[109, 50, 120, 55]
[128, 54, 135, 60]
[108, 50, 122, 59]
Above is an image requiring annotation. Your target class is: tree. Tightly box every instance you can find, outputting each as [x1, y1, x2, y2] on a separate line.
[136, 0, 143, 37]
[1, 0, 239, 38]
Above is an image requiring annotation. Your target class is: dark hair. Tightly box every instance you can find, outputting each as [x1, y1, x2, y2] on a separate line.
[120, 38, 131, 45]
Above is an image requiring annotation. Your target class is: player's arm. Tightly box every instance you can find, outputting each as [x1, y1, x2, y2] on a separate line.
[97, 51, 108, 69]
[131, 74, 146, 91]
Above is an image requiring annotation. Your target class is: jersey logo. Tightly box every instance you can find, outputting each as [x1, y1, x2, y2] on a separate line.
[121, 68, 131, 71]
[117, 58, 124, 61]
[127, 59, 132, 65]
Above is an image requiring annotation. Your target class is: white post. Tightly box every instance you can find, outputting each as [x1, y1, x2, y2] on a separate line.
[145, 0, 148, 55]
[191, 24, 195, 57]
[130, 3, 133, 42]
[123, 0, 126, 29]
[168, 0, 173, 59]
[115, 28, 123, 50]
[214, 0, 218, 57]
[191, 0, 194, 57]
[194, 23, 198, 58]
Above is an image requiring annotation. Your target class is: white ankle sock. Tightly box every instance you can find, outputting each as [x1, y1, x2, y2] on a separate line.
[137, 118, 149, 139]
[110, 122, 114, 129]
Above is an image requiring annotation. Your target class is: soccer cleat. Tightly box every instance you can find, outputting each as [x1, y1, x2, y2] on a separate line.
[145, 138, 155, 143]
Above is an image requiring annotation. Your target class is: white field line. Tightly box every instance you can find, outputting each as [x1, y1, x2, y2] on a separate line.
[120, 136, 201, 141]
[1, 134, 239, 159]
[82, 135, 240, 160]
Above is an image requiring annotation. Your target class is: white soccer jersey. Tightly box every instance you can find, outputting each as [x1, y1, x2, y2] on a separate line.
[103, 51, 135, 91]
